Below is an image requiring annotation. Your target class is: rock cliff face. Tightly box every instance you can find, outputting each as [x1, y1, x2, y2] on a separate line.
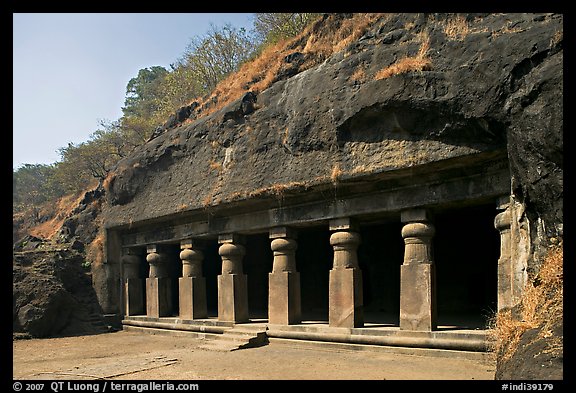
[103, 13, 562, 244]
[13, 242, 111, 338]
[98, 13, 562, 379]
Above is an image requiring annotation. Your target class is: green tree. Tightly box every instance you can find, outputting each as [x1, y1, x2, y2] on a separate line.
[157, 62, 203, 115]
[122, 66, 169, 118]
[183, 23, 257, 92]
[253, 13, 320, 45]
[54, 119, 139, 194]
[120, 66, 170, 141]
[13, 163, 63, 213]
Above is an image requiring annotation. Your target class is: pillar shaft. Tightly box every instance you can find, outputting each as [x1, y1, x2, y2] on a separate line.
[269, 228, 301, 325]
[399, 209, 437, 331]
[121, 250, 144, 316]
[495, 200, 513, 312]
[217, 236, 248, 323]
[145, 245, 172, 318]
[328, 220, 363, 328]
[179, 240, 207, 319]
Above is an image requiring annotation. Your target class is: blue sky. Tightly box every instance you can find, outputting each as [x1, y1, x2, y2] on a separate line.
[13, 13, 255, 169]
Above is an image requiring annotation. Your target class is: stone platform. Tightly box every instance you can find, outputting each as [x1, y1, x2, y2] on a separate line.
[121, 315, 489, 359]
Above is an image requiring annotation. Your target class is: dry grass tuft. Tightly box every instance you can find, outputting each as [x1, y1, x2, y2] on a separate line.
[331, 163, 343, 184]
[86, 232, 104, 267]
[444, 15, 470, 40]
[209, 160, 223, 173]
[374, 57, 432, 80]
[550, 30, 563, 48]
[350, 66, 367, 83]
[374, 30, 432, 80]
[487, 242, 563, 361]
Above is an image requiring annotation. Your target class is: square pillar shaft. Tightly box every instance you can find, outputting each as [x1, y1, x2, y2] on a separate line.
[125, 278, 144, 316]
[146, 277, 172, 318]
[399, 263, 437, 331]
[399, 210, 436, 331]
[329, 268, 363, 328]
[218, 274, 249, 323]
[179, 276, 207, 320]
[269, 271, 301, 325]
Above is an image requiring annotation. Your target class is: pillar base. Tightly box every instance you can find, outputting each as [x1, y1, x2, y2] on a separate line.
[179, 277, 207, 320]
[125, 278, 144, 316]
[269, 271, 301, 325]
[146, 277, 172, 318]
[329, 268, 363, 328]
[218, 274, 249, 323]
[400, 263, 437, 331]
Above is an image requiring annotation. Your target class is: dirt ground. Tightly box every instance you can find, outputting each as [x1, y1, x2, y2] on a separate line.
[13, 330, 496, 381]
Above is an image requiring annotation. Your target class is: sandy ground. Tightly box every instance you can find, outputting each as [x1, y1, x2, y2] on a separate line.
[12, 330, 496, 381]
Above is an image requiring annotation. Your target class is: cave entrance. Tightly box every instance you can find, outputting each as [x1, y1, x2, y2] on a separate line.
[162, 243, 182, 317]
[202, 240, 221, 318]
[296, 226, 333, 322]
[244, 233, 273, 320]
[433, 203, 499, 329]
[358, 221, 404, 326]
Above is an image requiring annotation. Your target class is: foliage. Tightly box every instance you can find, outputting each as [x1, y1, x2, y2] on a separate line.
[122, 66, 169, 118]
[13, 164, 64, 213]
[181, 24, 257, 93]
[14, 13, 321, 212]
[253, 13, 320, 45]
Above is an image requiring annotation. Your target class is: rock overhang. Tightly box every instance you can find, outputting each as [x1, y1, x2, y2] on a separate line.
[102, 13, 562, 234]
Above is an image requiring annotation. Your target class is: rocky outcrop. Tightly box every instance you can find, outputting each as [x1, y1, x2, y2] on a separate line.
[103, 13, 562, 245]
[13, 243, 111, 338]
[13, 186, 112, 338]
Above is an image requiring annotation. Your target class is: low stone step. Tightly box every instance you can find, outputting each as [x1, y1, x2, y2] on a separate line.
[198, 326, 268, 352]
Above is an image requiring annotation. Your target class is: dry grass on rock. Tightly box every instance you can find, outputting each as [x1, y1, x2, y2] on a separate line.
[488, 242, 563, 362]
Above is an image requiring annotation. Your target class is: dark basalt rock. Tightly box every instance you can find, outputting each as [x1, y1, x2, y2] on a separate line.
[13, 248, 110, 338]
[104, 14, 562, 247]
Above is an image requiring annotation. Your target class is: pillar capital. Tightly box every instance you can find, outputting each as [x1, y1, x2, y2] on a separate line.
[218, 233, 245, 245]
[146, 244, 169, 278]
[219, 242, 245, 275]
[401, 222, 435, 240]
[494, 209, 512, 232]
[121, 248, 143, 281]
[180, 246, 204, 278]
[121, 250, 141, 265]
[269, 226, 298, 240]
[329, 217, 359, 232]
[401, 208, 431, 223]
[496, 195, 511, 210]
[271, 238, 298, 273]
[180, 239, 205, 250]
[122, 247, 143, 256]
[330, 231, 360, 270]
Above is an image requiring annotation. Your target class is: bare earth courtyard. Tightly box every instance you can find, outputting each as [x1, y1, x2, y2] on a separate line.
[13, 330, 495, 381]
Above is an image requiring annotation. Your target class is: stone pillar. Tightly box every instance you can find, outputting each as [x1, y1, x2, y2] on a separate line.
[399, 208, 437, 331]
[495, 196, 514, 312]
[268, 227, 301, 325]
[328, 218, 363, 328]
[145, 244, 172, 318]
[217, 234, 249, 323]
[122, 248, 144, 316]
[179, 239, 207, 320]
